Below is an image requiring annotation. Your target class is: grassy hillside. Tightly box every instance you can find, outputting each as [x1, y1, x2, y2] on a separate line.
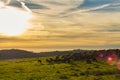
[0, 57, 119, 80]
[0, 49, 119, 80]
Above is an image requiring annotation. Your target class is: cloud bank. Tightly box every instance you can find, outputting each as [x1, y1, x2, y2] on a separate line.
[0, 0, 120, 51]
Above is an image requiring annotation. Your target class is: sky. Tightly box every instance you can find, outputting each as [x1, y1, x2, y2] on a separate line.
[0, 0, 120, 52]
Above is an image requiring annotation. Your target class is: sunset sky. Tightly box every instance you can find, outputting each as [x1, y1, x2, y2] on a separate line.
[0, 0, 120, 52]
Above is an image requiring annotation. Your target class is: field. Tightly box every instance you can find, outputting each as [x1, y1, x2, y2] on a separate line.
[0, 57, 119, 80]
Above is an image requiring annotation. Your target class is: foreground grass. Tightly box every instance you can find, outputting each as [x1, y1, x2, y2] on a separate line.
[0, 58, 119, 80]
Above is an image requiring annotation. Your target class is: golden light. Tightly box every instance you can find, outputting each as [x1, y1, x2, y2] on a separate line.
[0, 4, 32, 36]
[0, 1, 4, 7]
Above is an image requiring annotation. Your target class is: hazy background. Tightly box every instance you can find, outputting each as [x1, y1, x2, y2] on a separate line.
[0, 0, 120, 52]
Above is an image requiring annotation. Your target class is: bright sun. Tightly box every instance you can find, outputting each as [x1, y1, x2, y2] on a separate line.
[0, 2, 31, 36]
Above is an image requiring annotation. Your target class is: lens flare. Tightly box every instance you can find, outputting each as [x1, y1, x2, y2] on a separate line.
[99, 53, 104, 58]
[108, 57, 112, 61]
[107, 54, 118, 65]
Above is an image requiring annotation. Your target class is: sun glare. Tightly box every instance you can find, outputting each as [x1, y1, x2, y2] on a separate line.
[0, 5, 32, 36]
[0, 1, 4, 7]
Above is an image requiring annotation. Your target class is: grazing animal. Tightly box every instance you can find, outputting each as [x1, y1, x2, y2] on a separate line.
[86, 59, 92, 64]
[38, 59, 42, 63]
[46, 58, 54, 63]
[46, 59, 50, 63]
[92, 57, 97, 62]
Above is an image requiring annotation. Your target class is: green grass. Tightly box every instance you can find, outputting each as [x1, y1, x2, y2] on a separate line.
[0, 58, 119, 80]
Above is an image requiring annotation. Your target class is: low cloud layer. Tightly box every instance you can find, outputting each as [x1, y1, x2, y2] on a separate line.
[0, 0, 120, 51]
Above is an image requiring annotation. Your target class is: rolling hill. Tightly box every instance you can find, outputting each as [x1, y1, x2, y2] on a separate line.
[0, 49, 37, 59]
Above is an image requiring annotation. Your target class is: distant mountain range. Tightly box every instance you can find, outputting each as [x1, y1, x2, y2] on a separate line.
[0, 49, 119, 60]
[0, 49, 37, 59]
[0, 49, 71, 59]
